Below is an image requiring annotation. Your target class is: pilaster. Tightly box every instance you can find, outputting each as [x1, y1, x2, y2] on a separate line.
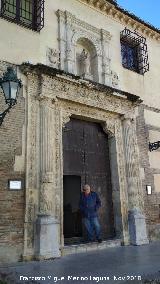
[56, 10, 66, 70]
[23, 73, 40, 260]
[121, 114, 144, 211]
[114, 119, 130, 245]
[39, 102, 55, 215]
[101, 29, 112, 86]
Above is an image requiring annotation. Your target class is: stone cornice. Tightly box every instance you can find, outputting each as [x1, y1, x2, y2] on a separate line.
[56, 10, 112, 40]
[77, 0, 160, 41]
[20, 63, 142, 104]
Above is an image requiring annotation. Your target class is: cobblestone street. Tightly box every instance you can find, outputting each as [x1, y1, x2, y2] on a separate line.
[0, 242, 160, 284]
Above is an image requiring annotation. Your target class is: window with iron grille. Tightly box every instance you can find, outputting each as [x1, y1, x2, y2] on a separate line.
[0, 0, 44, 31]
[120, 28, 149, 75]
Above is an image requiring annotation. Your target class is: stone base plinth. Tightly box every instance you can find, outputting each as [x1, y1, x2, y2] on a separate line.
[128, 208, 149, 246]
[82, 73, 93, 81]
[35, 214, 60, 259]
[62, 239, 122, 256]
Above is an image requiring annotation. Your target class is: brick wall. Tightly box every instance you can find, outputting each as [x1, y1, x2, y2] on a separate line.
[136, 105, 160, 241]
[0, 61, 25, 262]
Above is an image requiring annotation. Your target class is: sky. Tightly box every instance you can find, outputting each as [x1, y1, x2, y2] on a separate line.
[117, 0, 160, 29]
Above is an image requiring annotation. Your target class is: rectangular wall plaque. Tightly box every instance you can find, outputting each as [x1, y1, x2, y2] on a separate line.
[8, 180, 22, 190]
[146, 185, 152, 195]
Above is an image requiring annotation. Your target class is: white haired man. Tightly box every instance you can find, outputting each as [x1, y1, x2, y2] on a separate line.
[79, 184, 102, 243]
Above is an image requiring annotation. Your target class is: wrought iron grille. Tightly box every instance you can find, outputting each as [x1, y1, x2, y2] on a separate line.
[0, 0, 44, 31]
[120, 28, 149, 75]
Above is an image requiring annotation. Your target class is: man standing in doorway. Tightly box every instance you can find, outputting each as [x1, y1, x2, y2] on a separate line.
[79, 184, 102, 243]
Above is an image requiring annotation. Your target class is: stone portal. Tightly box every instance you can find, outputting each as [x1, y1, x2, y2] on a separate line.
[20, 64, 148, 260]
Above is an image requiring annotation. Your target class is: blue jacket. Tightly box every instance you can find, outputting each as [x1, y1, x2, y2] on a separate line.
[79, 191, 101, 218]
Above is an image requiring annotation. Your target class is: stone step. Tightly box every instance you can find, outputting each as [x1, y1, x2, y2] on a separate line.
[62, 239, 122, 256]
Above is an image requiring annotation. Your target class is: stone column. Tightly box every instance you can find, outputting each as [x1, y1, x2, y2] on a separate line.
[39, 103, 54, 214]
[103, 119, 130, 245]
[101, 29, 112, 85]
[23, 73, 40, 260]
[122, 114, 149, 245]
[65, 12, 74, 73]
[122, 115, 143, 210]
[35, 103, 60, 259]
[56, 10, 66, 71]
[114, 119, 130, 245]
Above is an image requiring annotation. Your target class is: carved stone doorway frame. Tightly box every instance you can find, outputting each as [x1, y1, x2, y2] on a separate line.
[59, 100, 130, 248]
[21, 69, 145, 259]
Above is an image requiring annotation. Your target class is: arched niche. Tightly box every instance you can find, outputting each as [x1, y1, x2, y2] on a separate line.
[75, 37, 98, 82]
[57, 10, 112, 84]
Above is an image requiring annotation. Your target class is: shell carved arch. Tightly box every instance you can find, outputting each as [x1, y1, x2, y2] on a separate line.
[71, 30, 102, 57]
[72, 31, 101, 81]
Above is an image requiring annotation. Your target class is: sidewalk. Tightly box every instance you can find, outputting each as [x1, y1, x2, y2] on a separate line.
[0, 241, 160, 284]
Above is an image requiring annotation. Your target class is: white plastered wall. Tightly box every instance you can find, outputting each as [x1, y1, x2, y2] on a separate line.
[0, 0, 160, 108]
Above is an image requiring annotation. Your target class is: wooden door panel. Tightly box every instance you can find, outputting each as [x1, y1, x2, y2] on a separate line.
[63, 118, 115, 240]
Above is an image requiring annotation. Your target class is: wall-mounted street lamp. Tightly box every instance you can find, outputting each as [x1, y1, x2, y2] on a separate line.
[0, 67, 22, 126]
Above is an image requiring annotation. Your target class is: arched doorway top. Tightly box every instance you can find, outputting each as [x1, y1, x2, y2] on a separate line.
[62, 111, 116, 140]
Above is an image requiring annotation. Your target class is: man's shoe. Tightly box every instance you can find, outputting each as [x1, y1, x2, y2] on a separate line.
[97, 239, 102, 243]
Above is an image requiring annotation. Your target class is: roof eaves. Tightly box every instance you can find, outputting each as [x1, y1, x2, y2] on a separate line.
[115, 3, 160, 34]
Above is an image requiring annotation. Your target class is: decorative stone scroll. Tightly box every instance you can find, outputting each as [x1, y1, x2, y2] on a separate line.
[62, 112, 71, 128]
[102, 119, 116, 138]
[111, 71, 119, 88]
[46, 48, 60, 69]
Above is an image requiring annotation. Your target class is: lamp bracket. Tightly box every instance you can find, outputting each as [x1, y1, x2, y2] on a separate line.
[0, 103, 14, 126]
[149, 141, 160, 152]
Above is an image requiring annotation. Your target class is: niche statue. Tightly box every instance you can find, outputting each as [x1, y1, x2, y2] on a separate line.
[79, 49, 92, 79]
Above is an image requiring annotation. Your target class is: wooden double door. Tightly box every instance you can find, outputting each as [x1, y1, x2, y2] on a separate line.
[63, 118, 115, 242]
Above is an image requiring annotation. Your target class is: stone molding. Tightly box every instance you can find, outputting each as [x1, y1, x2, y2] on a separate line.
[56, 10, 112, 40]
[39, 74, 133, 116]
[59, 102, 130, 244]
[60, 100, 118, 129]
[77, 0, 160, 41]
